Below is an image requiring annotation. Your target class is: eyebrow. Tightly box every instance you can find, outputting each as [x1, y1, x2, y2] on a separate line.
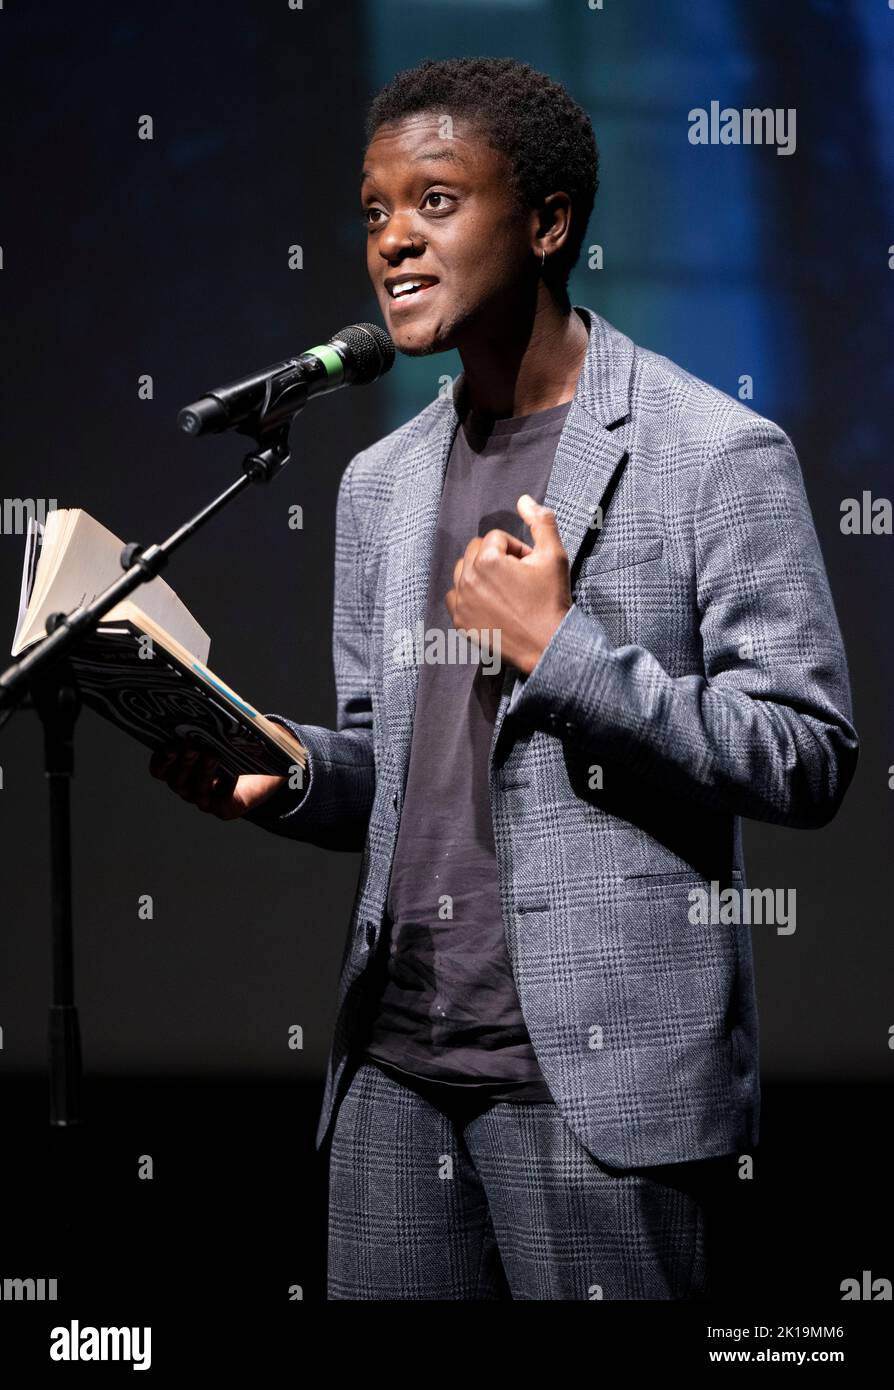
[360, 146, 469, 185]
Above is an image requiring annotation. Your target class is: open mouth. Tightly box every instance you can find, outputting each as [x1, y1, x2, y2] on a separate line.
[385, 277, 439, 308]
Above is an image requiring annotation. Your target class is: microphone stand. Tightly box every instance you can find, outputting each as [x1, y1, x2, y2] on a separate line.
[0, 423, 292, 1130]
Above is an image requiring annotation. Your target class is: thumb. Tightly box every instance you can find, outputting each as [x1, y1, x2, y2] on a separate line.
[517, 494, 563, 552]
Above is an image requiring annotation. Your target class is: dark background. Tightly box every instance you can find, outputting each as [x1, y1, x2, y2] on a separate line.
[0, 0, 891, 1344]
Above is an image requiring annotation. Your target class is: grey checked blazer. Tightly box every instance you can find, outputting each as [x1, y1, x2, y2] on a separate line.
[247, 305, 858, 1168]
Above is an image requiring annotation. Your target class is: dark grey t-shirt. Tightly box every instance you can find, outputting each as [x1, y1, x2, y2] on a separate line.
[360, 397, 573, 1106]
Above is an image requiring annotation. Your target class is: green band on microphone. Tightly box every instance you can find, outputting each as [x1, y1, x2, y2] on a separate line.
[309, 345, 345, 382]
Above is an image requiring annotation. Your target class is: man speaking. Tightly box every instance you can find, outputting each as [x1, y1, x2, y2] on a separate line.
[151, 56, 858, 1300]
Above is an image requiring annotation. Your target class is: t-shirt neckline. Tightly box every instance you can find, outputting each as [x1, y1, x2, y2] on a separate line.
[462, 397, 573, 442]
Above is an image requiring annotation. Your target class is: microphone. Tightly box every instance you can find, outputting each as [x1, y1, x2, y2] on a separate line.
[177, 322, 395, 437]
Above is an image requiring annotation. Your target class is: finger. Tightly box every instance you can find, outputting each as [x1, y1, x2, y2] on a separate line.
[171, 748, 216, 801]
[150, 745, 178, 778]
[477, 528, 531, 562]
[202, 767, 237, 815]
[516, 494, 565, 553]
[166, 747, 201, 793]
[446, 585, 476, 639]
[461, 536, 482, 569]
[452, 536, 483, 591]
[180, 750, 218, 806]
[207, 768, 237, 808]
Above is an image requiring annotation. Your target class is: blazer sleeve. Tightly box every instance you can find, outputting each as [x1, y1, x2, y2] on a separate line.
[506, 419, 859, 828]
[243, 454, 376, 850]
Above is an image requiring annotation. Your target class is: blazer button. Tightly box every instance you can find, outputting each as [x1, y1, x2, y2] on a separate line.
[565, 720, 577, 736]
[392, 791, 399, 810]
[365, 921, 376, 947]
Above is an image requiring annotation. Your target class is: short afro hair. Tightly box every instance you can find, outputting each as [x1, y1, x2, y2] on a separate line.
[364, 56, 599, 296]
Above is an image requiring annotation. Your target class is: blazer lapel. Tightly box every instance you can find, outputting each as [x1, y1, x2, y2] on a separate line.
[381, 305, 635, 788]
[380, 402, 458, 784]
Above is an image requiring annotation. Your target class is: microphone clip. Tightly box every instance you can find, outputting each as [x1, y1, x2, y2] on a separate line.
[241, 424, 291, 484]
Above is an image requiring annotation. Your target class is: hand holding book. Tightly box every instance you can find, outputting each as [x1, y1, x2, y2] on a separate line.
[149, 741, 289, 820]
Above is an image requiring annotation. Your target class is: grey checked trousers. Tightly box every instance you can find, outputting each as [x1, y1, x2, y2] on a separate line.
[326, 1057, 727, 1300]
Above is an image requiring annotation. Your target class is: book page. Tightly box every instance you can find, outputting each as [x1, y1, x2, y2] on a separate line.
[11, 513, 44, 653]
[11, 508, 210, 662]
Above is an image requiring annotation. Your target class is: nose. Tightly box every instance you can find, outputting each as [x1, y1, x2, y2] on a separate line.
[378, 213, 426, 263]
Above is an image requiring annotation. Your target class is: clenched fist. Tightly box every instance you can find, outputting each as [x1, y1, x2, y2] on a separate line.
[445, 494, 572, 675]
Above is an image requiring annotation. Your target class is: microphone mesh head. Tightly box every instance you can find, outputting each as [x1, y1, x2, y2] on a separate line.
[332, 322, 395, 383]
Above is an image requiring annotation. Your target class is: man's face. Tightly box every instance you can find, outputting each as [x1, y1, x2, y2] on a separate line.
[360, 112, 535, 356]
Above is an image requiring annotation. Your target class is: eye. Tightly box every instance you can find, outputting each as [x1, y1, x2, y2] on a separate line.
[422, 191, 454, 213]
[360, 189, 456, 230]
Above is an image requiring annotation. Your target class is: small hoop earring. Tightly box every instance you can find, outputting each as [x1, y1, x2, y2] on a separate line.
[540, 248, 546, 268]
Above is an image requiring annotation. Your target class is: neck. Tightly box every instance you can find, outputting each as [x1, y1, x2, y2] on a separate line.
[456, 290, 589, 419]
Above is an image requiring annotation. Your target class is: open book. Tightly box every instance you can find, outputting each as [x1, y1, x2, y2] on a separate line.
[11, 508, 306, 780]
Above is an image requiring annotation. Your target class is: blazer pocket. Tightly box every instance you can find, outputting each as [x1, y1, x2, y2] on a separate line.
[578, 535, 664, 577]
[623, 867, 744, 899]
[622, 869, 707, 897]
